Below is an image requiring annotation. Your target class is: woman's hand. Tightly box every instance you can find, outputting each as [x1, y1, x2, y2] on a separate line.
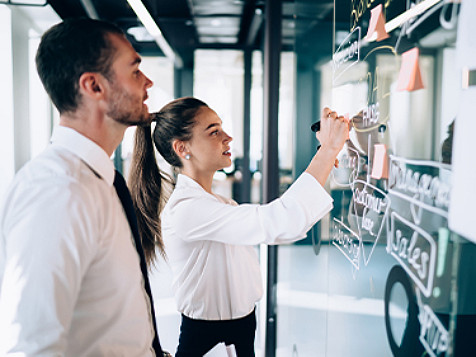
[305, 107, 350, 186]
[315, 107, 349, 155]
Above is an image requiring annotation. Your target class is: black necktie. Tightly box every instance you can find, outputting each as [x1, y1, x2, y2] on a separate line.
[113, 170, 163, 356]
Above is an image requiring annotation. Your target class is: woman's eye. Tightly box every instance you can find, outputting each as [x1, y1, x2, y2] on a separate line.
[211, 130, 219, 136]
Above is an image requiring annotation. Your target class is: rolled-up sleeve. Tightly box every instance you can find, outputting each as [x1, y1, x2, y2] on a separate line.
[169, 172, 333, 245]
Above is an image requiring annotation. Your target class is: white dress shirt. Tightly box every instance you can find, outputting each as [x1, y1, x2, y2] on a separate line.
[162, 173, 333, 320]
[0, 126, 155, 356]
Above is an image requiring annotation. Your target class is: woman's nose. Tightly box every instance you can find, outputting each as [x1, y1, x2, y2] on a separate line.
[224, 133, 233, 143]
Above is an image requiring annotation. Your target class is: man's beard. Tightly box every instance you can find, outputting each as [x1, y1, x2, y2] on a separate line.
[106, 80, 151, 127]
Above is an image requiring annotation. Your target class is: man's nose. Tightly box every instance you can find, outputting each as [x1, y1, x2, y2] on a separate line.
[145, 75, 153, 88]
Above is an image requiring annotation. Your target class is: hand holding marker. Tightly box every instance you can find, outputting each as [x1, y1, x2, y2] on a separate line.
[311, 111, 350, 168]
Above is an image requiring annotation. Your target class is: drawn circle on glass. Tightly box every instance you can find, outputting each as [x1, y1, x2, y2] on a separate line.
[384, 265, 424, 357]
[388, 281, 408, 346]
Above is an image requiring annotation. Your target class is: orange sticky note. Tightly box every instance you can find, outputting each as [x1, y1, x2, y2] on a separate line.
[366, 5, 389, 42]
[371, 144, 388, 179]
[396, 47, 425, 91]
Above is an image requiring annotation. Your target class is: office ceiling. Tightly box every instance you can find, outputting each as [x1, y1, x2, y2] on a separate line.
[44, 0, 339, 66]
[7, 0, 451, 67]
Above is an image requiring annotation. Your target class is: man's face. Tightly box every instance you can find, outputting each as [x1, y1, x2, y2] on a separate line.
[105, 34, 153, 126]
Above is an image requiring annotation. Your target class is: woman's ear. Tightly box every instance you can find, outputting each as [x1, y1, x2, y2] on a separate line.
[172, 139, 189, 160]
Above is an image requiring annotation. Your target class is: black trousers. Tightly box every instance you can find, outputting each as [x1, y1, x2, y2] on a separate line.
[175, 309, 256, 357]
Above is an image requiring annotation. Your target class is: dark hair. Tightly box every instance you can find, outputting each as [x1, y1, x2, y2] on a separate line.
[35, 18, 124, 114]
[128, 97, 208, 266]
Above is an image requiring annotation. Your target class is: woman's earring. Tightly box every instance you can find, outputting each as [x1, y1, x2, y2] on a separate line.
[185, 154, 191, 160]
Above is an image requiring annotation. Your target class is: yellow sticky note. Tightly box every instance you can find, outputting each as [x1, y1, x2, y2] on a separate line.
[366, 4, 390, 42]
[371, 144, 388, 179]
[397, 47, 425, 92]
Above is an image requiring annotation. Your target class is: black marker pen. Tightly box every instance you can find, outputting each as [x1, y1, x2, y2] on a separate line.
[310, 120, 339, 168]
[311, 121, 320, 132]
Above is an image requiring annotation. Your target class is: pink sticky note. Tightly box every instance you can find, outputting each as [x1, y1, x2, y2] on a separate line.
[371, 144, 388, 179]
[366, 4, 390, 42]
[396, 47, 425, 92]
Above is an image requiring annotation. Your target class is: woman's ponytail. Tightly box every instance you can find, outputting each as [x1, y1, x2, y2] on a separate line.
[128, 125, 170, 267]
[128, 97, 209, 267]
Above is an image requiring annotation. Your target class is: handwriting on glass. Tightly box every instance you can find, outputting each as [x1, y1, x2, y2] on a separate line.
[387, 212, 436, 297]
[333, 27, 361, 83]
[388, 157, 451, 210]
[419, 304, 449, 357]
[332, 218, 360, 270]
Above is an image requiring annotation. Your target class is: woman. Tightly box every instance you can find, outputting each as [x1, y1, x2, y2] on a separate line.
[128, 97, 348, 356]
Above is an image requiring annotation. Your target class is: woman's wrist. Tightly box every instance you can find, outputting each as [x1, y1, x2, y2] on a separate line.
[305, 146, 340, 186]
[316, 144, 340, 159]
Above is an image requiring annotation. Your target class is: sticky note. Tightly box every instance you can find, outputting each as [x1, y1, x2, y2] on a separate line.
[366, 4, 390, 42]
[371, 144, 388, 179]
[396, 47, 425, 91]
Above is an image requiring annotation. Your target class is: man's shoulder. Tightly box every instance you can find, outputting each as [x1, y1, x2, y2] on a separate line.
[17, 145, 99, 186]
[1, 146, 109, 233]
[6, 146, 106, 208]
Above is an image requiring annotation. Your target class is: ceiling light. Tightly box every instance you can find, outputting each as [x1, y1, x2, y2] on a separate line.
[127, 26, 154, 42]
[126, 0, 182, 67]
[210, 19, 221, 27]
[79, 0, 99, 19]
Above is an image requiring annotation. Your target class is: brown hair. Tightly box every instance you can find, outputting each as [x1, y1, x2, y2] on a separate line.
[36, 18, 123, 114]
[128, 97, 208, 267]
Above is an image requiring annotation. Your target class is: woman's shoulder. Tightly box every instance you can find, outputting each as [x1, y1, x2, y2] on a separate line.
[164, 179, 237, 213]
[211, 192, 237, 206]
[165, 179, 211, 210]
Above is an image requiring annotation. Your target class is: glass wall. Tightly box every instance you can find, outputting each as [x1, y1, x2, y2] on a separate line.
[280, 0, 473, 356]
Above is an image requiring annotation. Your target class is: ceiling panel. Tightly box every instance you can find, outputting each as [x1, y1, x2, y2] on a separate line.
[190, 0, 244, 16]
[195, 16, 240, 36]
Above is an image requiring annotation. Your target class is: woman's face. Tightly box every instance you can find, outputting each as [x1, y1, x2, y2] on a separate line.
[186, 106, 233, 173]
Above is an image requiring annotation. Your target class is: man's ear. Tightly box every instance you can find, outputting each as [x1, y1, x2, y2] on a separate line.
[79, 72, 105, 99]
[172, 139, 189, 160]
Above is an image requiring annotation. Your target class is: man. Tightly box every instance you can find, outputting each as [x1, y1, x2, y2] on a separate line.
[0, 18, 165, 356]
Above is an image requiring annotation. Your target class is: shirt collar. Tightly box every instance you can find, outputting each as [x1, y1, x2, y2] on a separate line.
[51, 126, 115, 186]
[175, 174, 204, 190]
[175, 174, 233, 205]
